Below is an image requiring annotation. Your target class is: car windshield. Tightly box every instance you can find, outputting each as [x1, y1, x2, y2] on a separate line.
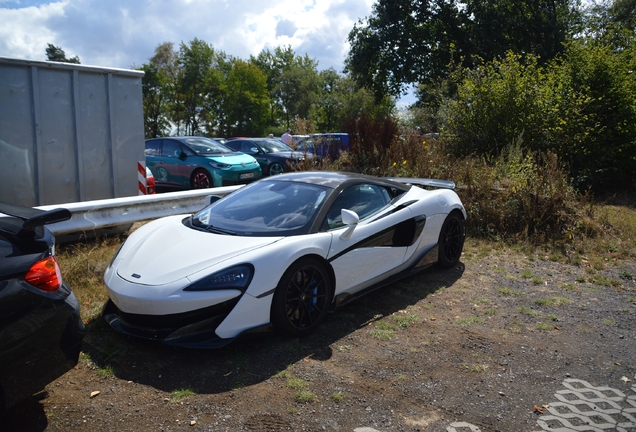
[191, 180, 329, 236]
[183, 137, 233, 155]
[258, 139, 293, 153]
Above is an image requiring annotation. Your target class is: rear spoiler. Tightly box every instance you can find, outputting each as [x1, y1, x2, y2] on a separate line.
[0, 202, 71, 234]
[385, 178, 456, 190]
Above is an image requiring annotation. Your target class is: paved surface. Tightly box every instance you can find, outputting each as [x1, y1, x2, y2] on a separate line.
[356, 375, 636, 432]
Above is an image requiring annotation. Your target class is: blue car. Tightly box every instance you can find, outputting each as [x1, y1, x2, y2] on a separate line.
[295, 133, 350, 159]
[145, 137, 262, 190]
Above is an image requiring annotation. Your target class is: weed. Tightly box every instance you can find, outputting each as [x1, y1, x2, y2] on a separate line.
[375, 321, 398, 331]
[620, 271, 633, 280]
[456, 316, 483, 326]
[296, 390, 317, 403]
[537, 322, 554, 331]
[288, 407, 298, 414]
[589, 274, 612, 287]
[519, 306, 540, 316]
[561, 283, 579, 291]
[498, 287, 526, 296]
[392, 314, 418, 328]
[287, 378, 309, 391]
[330, 392, 344, 402]
[484, 309, 497, 315]
[170, 388, 196, 401]
[95, 365, 115, 378]
[337, 345, 353, 351]
[521, 270, 533, 279]
[370, 329, 394, 340]
[575, 276, 587, 283]
[534, 297, 571, 307]
[545, 314, 559, 322]
[532, 277, 544, 284]
[471, 364, 489, 372]
[602, 318, 615, 325]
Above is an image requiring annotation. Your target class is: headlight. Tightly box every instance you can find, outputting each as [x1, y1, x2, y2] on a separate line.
[209, 161, 231, 169]
[184, 264, 254, 292]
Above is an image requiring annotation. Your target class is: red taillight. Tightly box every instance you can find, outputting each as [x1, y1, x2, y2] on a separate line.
[25, 256, 63, 292]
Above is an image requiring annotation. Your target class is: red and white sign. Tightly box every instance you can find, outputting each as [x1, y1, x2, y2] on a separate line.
[138, 161, 147, 195]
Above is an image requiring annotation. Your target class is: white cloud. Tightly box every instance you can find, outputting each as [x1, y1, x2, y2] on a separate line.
[0, 0, 376, 71]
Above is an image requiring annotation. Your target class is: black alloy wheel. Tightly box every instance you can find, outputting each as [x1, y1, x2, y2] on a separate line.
[271, 258, 332, 337]
[438, 211, 465, 268]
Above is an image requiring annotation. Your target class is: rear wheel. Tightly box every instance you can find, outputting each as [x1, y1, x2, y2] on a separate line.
[191, 169, 212, 189]
[438, 211, 465, 268]
[268, 162, 284, 176]
[271, 258, 332, 337]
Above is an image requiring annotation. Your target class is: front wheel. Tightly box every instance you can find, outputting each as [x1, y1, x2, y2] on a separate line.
[271, 258, 332, 337]
[438, 211, 465, 268]
[268, 162, 284, 176]
[191, 169, 212, 189]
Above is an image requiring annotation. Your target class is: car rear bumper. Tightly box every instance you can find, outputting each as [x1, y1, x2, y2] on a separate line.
[0, 284, 85, 410]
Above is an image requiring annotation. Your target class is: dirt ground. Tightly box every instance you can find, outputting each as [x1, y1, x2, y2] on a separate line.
[2, 239, 636, 432]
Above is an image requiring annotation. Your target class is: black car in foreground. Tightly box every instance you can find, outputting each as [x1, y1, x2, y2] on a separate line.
[0, 203, 84, 410]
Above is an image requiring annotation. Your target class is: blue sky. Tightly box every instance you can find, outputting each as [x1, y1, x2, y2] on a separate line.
[0, 0, 374, 72]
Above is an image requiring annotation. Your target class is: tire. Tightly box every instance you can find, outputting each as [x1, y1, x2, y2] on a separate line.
[271, 258, 332, 337]
[438, 211, 465, 268]
[268, 162, 284, 176]
[191, 169, 212, 189]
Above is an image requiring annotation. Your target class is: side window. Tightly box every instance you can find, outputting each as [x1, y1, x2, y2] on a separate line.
[323, 184, 391, 230]
[242, 141, 256, 153]
[162, 140, 181, 158]
[145, 140, 161, 156]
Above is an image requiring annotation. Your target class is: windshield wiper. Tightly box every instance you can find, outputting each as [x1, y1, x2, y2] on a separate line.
[204, 225, 237, 236]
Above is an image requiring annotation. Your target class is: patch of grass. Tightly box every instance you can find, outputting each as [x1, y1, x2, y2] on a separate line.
[471, 364, 489, 372]
[484, 309, 497, 315]
[375, 321, 398, 331]
[519, 306, 540, 316]
[534, 297, 571, 307]
[456, 316, 483, 326]
[588, 274, 613, 287]
[288, 407, 298, 414]
[575, 276, 587, 283]
[536, 322, 555, 331]
[286, 377, 309, 391]
[479, 298, 491, 304]
[545, 314, 559, 322]
[392, 314, 418, 328]
[370, 329, 394, 340]
[561, 283, 579, 291]
[521, 270, 534, 279]
[336, 345, 353, 351]
[498, 287, 526, 296]
[330, 392, 344, 402]
[170, 388, 196, 401]
[295, 390, 317, 403]
[532, 277, 544, 285]
[95, 365, 115, 378]
[603, 318, 616, 325]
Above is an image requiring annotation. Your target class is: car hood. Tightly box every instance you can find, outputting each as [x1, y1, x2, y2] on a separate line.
[116, 217, 281, 285]
[205, 153, 256, 165]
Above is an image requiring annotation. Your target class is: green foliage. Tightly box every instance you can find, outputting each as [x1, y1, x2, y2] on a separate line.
[45, 43, 80, 64]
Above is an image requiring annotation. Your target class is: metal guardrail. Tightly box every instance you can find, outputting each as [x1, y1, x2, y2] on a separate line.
[37, 186, 242, 237]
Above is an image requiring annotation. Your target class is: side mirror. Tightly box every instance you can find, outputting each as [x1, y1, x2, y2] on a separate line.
[178, 151, 187, 161]
[250, 147, 259, 154]
[207, 195, 223, 205]
[339, 209, 359, 240]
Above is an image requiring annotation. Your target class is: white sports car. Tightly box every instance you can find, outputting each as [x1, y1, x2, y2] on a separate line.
[103, 171, 466, 348]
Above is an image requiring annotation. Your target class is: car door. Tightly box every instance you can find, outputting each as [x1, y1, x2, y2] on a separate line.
[156, 139, 188, 187]
[324, 183, 421, 296]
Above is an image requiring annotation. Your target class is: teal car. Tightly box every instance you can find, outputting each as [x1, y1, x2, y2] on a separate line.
[145, 137, 262, 190]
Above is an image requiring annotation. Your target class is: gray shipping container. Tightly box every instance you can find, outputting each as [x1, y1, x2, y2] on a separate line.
[0, 57, 145, 206]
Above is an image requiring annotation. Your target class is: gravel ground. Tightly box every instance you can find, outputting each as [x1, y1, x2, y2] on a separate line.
[2, 239, 636, 432]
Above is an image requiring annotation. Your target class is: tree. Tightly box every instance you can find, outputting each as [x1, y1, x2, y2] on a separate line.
[45, 43, 80, 64]
[346, 0, 581, 99]
[175, 38, 221, 135]
[221, 59, 270, 137]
